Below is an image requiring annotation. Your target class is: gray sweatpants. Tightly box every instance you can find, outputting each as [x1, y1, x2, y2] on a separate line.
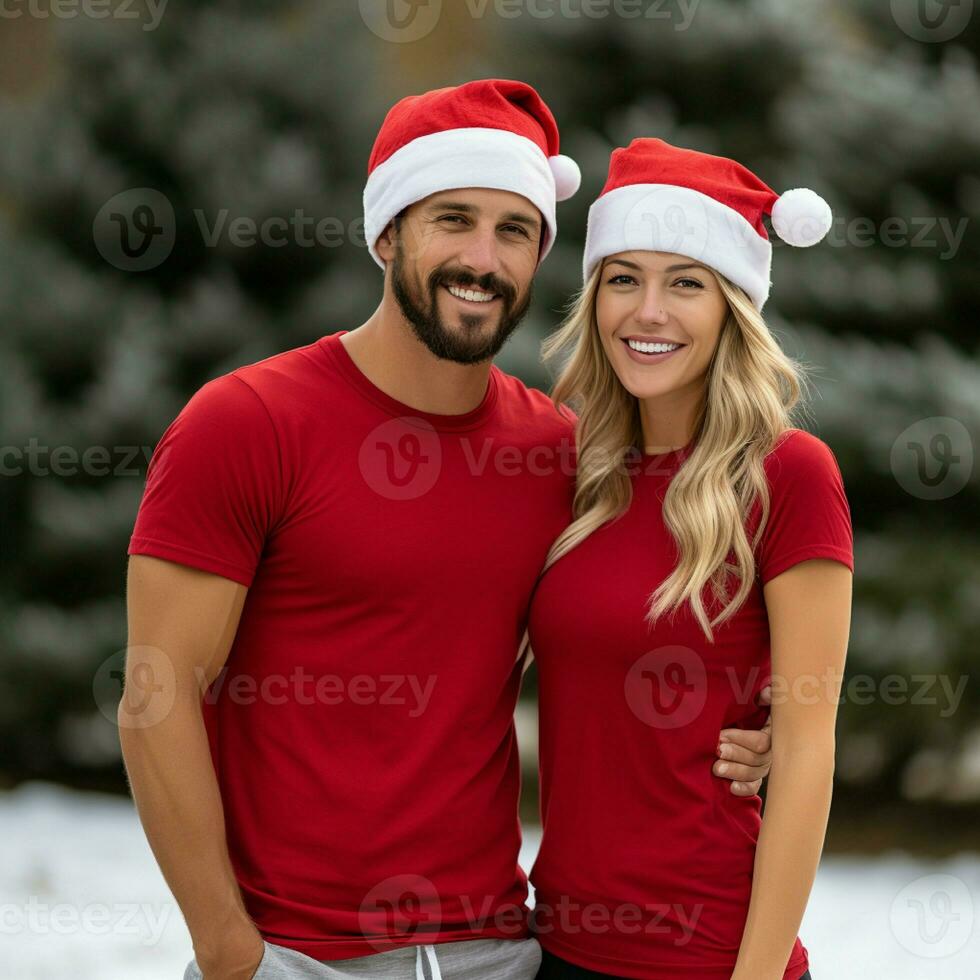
[183, 935, 542, 979]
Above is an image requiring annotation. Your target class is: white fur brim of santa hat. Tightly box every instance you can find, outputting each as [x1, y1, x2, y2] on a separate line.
[583, 138, 833, 311]
[583, 183, 776, 309]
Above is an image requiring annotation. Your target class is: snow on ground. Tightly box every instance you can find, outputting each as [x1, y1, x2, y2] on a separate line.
[2, 781, 978, 979]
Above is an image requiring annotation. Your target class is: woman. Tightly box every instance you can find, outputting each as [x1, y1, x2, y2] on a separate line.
[527, 138, 853, 980]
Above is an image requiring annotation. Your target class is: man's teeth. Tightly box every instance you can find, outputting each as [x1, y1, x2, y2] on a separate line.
[447, 284, 497, 303]
[627, 339, 682, 354]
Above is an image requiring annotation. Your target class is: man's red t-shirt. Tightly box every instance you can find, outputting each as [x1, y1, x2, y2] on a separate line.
[526, 429, 854, 980]
[128, 331, 576, 959]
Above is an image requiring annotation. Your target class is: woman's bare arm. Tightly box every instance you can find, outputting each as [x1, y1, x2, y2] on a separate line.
[731, 557, 852, 980]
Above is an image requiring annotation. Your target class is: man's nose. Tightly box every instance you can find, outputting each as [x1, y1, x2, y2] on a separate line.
[455, 228, 505, 279]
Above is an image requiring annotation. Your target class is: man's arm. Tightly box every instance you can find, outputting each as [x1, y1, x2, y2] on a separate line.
[119, 554, 265, 980]
[714, 685, 774, 796]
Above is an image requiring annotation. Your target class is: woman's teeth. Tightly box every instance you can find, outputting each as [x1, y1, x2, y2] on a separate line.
[446, 284, 497, 303]
[627, 339, 682, 354]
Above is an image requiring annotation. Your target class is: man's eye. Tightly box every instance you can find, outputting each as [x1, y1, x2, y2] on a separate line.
[439, 214, 467, 224]
[502, 224, 530, 237]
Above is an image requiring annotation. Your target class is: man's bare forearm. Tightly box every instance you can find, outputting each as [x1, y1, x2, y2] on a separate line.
[118, 693, 257, 960]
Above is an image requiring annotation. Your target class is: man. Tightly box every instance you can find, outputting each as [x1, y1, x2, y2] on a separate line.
[121, 79, 773, 980]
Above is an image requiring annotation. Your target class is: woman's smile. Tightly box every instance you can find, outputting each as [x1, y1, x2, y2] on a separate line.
[621, 335, 688, 365]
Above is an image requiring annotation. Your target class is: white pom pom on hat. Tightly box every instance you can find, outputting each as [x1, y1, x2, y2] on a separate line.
[550, 154, 582, 202]
[770, 187, 833, 247]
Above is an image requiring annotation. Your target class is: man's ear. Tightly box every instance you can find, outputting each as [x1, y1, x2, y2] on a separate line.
[375, 221, 397, 263]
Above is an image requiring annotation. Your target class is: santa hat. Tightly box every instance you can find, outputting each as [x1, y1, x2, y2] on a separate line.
[583, 137, 833, 310]
[363, 78, 581, 269]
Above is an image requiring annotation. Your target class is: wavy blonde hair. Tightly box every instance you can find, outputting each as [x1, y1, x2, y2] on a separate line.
[539, 260, 817, 644]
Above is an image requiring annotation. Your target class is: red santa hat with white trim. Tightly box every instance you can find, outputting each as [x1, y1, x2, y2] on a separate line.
[583, 137, 833, 311]
[364, 78, 581, 269]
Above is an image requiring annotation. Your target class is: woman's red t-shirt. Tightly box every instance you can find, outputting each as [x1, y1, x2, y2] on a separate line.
[526, 429, 854, 980]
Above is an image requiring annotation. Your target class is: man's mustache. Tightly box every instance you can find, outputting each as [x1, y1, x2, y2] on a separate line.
[427, 268, 517, 303]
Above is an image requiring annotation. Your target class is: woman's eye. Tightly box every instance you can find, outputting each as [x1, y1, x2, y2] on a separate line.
[676, 278, 703, 288]
[607, 275, 636, 285]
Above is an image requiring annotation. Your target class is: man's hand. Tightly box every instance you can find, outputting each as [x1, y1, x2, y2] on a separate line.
[713, 685, 772, 796]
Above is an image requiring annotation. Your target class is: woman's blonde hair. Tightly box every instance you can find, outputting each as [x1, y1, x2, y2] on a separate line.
[540, 259, 816, 644]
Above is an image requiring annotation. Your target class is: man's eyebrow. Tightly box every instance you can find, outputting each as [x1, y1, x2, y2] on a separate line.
[502, 210, 541, 230]
[424, 200, 541, 231]
[604, 259, 710, 273]
[424, 200, 476, 213]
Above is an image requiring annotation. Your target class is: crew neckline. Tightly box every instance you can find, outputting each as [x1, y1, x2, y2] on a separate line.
[633, 435, 698, 477]
[317, 330, 499, 432]
[640, 439, 696, 461]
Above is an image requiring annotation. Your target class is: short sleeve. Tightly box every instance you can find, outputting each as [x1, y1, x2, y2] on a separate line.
[127, 373, 284, 587]
[756, 430, 854, 586]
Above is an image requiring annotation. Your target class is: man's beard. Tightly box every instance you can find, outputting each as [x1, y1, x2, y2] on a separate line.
[391, 241, 533, 365]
